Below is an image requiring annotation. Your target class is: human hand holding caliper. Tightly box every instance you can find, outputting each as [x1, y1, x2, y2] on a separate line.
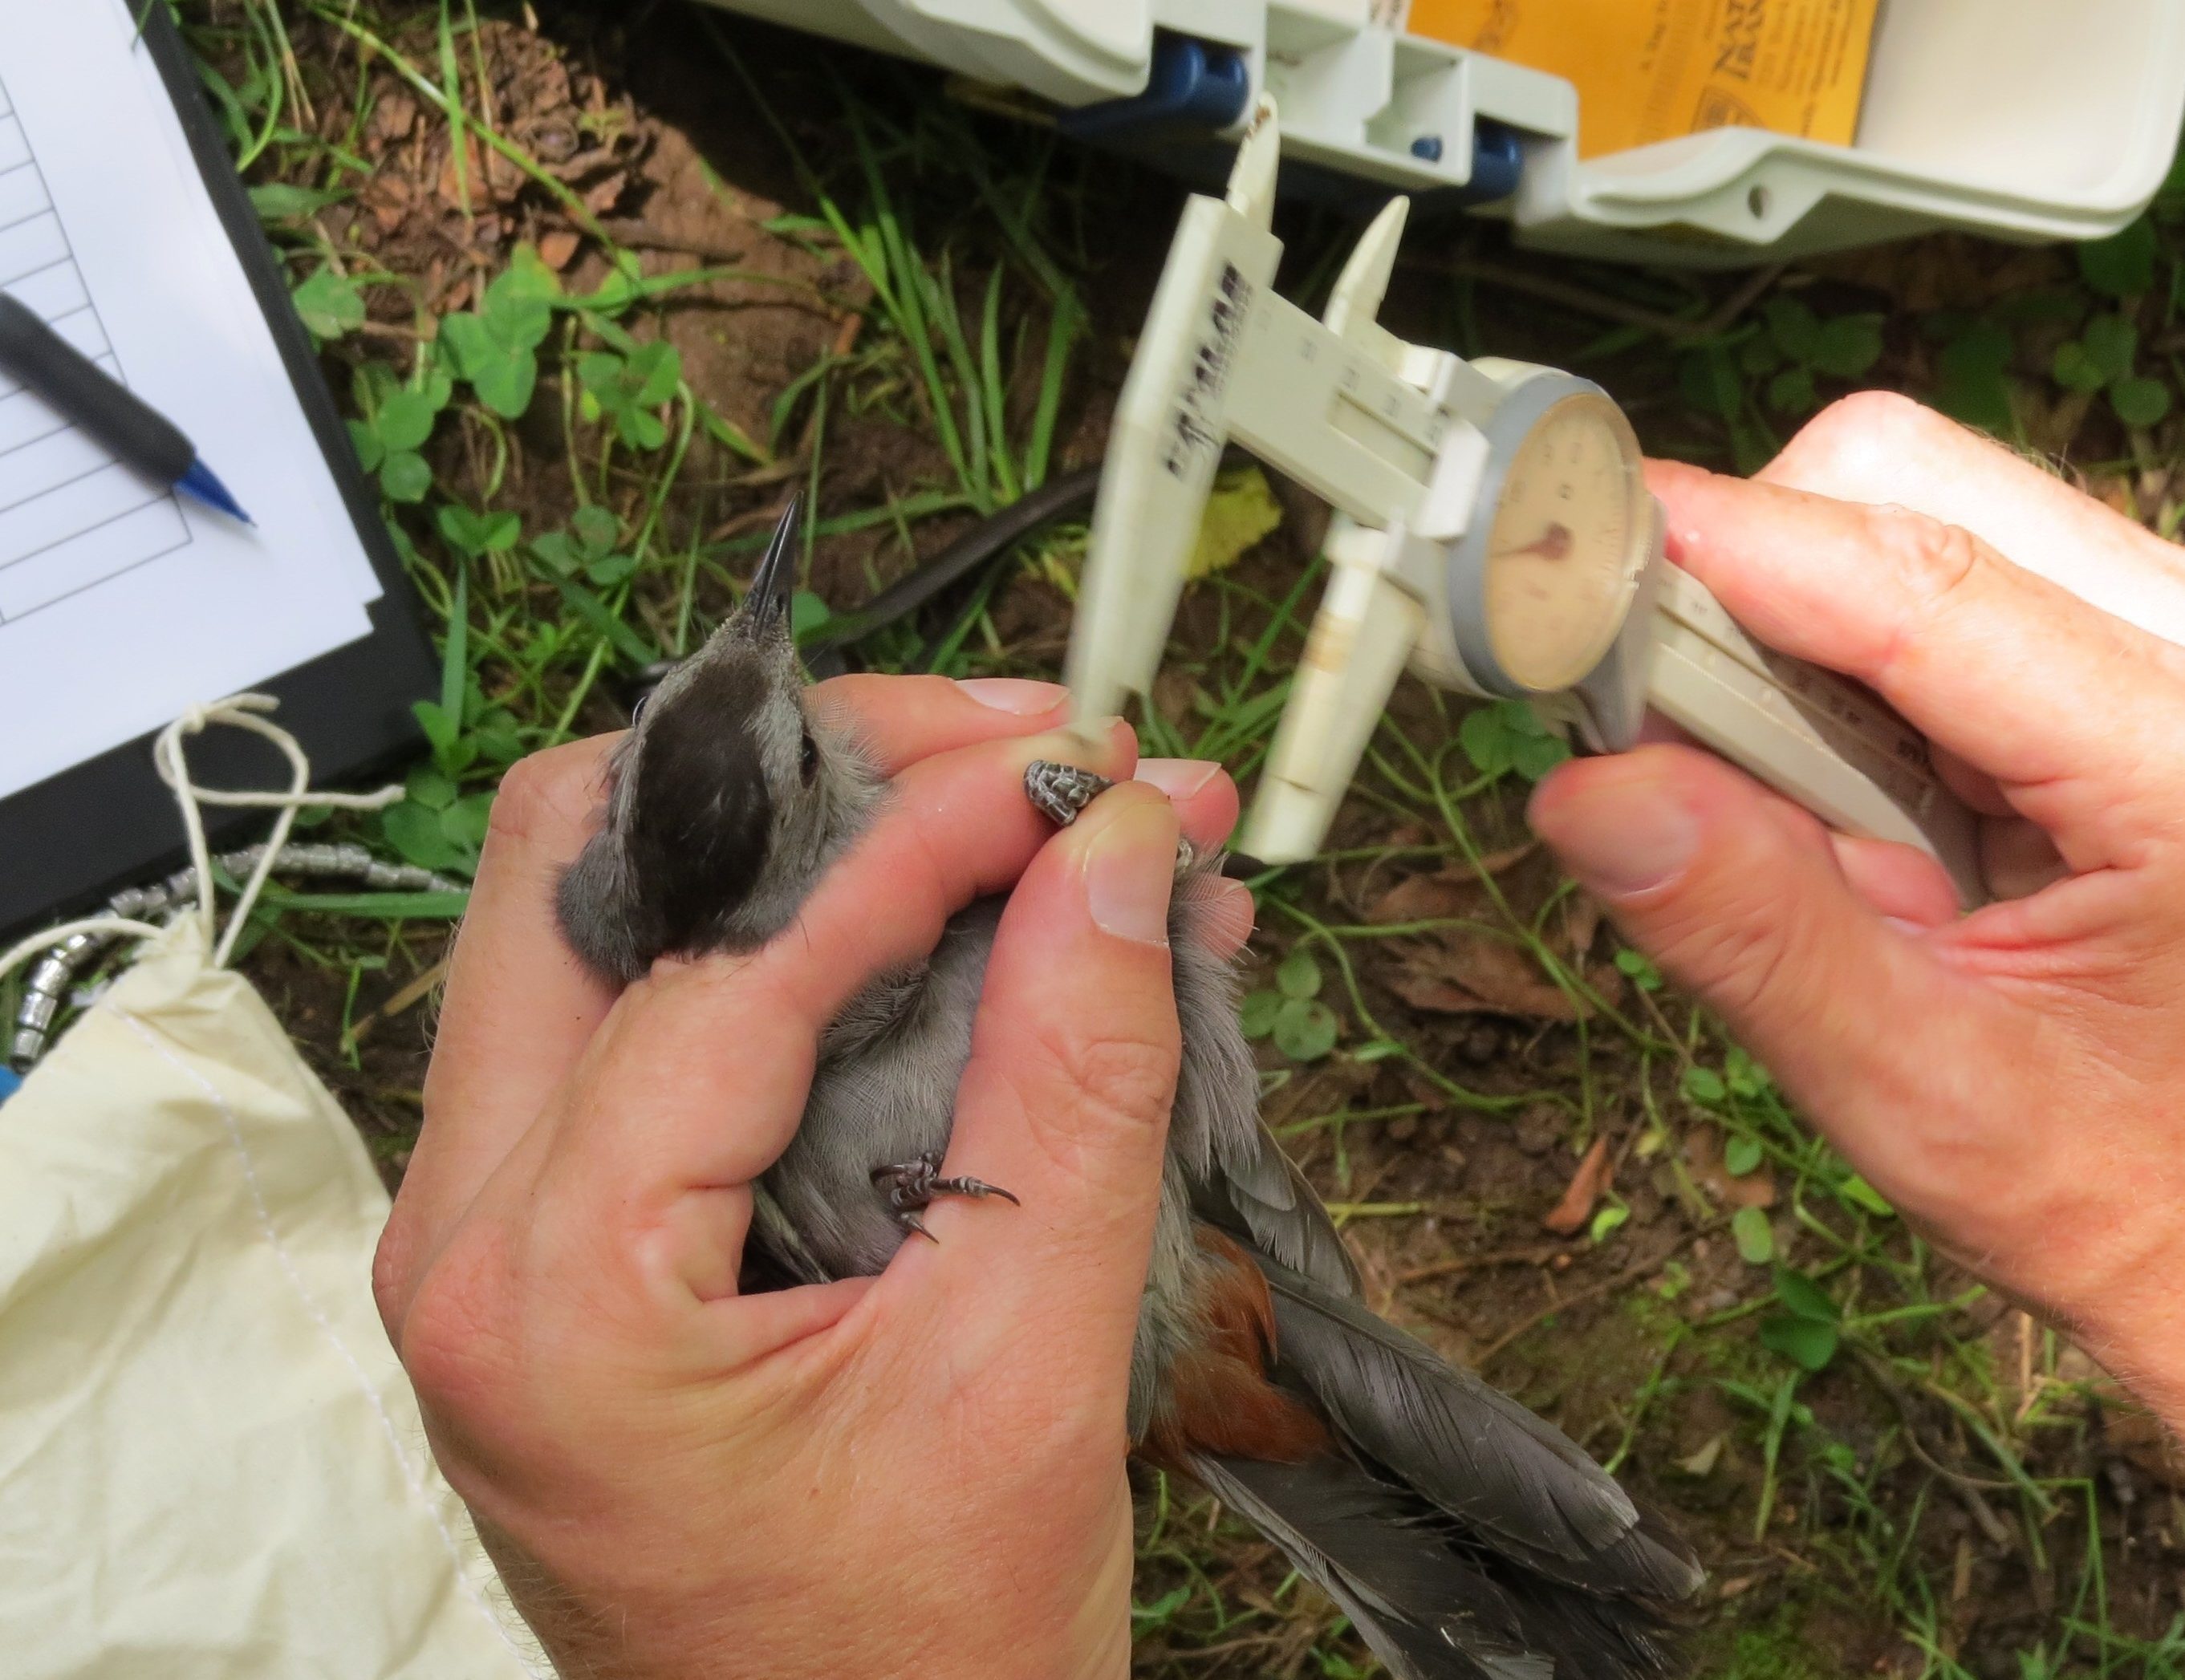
[1068, 104, 2185, 1434]
[1070, 100, 1988, 902]
[1533, 394, 2185, 1433]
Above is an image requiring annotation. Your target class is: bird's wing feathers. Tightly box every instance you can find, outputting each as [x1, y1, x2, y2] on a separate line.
[1168, 931, 1363, 1297]
[1194, 1123, 1365, 1300]
[1259, 1258, 1704, 1603]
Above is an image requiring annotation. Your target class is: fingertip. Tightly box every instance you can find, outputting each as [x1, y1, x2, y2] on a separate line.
[1072, 782, 1181, 948]
[1099, 715, 1143, 767]
[696, 1275, 876, 1372]
[1135, 757, 1240, 850]
[1642, 458, 1734, 550]
[1829, 833, 1963, 926]
[1526, 745, 1714, 901]
[1643, 457, 1719, 498]
[1131, 757, 1219, 800]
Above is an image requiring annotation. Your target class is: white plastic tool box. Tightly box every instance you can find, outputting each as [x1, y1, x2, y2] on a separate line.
[704, 0, 2185, 267]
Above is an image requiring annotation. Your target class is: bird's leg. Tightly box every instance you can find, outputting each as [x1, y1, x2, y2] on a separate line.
[1025, 761, 1200, 875]
[871, 1150, 1021, 1243]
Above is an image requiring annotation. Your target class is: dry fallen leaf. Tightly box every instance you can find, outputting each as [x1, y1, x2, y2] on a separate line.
[368, 89, 420, 147]
[583, 169, 632, 217]
[1371, 854, 1582, 1021]
[1391, 932, 1581, 1022]
[1687, 1126, 1777, 1210]
[1541, 1138, 1612, 1235]
[1365, 848, 1533, 926]
[537, 229, 583, 271]
[1369, 870, 1480, 925]
[1387, 971, 1484, 1016]
[1451, 937, 1581, 1019]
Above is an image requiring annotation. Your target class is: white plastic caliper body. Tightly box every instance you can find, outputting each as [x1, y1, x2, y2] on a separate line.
[1066, 99, 1985, 905]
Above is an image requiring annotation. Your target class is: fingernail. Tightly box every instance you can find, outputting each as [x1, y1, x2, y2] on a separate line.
[1086, 797, 1177, 946]
[956, 678, 1067, 714]
[1529, 768, 1698, 898]
[1135, 759, 1220, 800]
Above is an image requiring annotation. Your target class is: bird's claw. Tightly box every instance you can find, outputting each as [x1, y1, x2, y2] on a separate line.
[871, 1150, 1021, 1243]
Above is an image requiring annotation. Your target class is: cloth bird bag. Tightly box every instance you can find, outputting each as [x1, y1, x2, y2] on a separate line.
[0, 698, 543, 1680]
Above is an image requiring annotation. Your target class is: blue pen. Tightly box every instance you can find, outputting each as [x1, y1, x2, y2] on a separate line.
[0, 291, 252, 526]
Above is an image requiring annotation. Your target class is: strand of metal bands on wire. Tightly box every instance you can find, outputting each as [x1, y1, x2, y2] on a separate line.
[8, 841, 466, 1071]
[2, 693, 460, 1073]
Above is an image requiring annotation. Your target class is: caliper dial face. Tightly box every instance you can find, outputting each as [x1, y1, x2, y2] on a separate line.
[1481, 389, 1645, 693]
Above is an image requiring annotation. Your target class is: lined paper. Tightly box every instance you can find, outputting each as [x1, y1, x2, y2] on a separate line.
[0, 0, 380, 800]
[0, 75, 197, 624]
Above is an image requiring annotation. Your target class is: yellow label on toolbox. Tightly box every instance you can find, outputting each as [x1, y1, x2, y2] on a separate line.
[1404, 0, 1880, 159]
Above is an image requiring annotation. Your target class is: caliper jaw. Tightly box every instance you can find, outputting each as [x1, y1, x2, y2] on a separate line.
[1066, 99, 1493, 862]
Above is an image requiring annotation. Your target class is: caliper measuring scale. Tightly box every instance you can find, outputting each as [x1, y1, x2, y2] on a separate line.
[1065, 97, 1985, 905]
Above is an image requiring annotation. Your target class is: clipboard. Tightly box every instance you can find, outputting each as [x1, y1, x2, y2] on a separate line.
[0, 3, 436, 941]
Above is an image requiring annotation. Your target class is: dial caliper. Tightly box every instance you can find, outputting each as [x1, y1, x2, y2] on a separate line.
[1066, 98, 1985, 904]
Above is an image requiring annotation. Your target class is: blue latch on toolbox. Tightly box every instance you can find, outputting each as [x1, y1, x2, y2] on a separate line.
[1058, 34, 1249, 143]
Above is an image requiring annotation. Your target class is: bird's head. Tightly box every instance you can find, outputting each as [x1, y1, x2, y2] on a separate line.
[557, 497, 883, 984]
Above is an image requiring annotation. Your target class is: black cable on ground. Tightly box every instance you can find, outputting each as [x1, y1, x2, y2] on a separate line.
[623, 465, 1103, 705]
[802, 462, 1103, 679]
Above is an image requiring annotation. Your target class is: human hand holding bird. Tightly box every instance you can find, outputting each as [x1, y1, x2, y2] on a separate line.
[380, 501, 1699, 1680]
[374, 660, 1240, 1679]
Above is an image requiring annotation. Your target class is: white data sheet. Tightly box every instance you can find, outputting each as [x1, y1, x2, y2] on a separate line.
[0, 0, 380, 800]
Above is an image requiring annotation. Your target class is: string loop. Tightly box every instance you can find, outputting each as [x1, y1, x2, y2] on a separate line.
[0, 693, 407, 985]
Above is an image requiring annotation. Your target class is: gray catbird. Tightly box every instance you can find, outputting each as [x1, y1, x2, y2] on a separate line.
[558, 500, 1703, 1680]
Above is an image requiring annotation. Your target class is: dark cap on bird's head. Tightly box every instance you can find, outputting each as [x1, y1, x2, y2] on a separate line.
[556, 496, 884, 984]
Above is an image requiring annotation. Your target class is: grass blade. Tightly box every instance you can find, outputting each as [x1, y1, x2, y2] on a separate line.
[1024, 290, 1082, 490]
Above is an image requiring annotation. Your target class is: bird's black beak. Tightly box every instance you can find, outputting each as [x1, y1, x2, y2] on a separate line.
[744, 493, 802, 635]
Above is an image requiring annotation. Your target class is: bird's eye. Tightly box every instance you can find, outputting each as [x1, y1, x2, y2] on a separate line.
[629, 692, 651, 728]
[798, 729, 819, 784]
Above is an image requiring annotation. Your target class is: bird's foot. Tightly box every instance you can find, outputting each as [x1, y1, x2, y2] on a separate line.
[1025, 760, 1111, 828]
[1024, 761, 1200, 875]
[871, 1150, 1021, 1243]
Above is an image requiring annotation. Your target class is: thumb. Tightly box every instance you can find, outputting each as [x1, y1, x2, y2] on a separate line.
[909, 780, 1183, 1394]
[1529, 745, 1996, 1135]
